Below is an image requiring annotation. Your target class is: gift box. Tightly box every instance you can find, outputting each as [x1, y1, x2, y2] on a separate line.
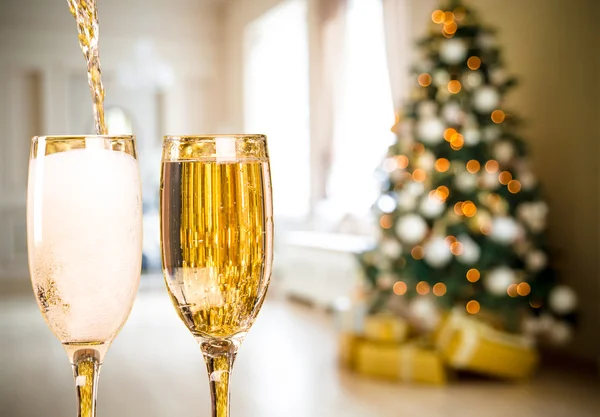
[364, 313, 409, 343]
[338, 333, 360, 369]
[333, 297, 367, 334]
[353, 339, 447, 385]
[435, 310, 539, 380]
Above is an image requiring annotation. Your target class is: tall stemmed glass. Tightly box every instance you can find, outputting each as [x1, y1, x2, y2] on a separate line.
[160, 135, 274, 417]
[27, 136, 143, 417]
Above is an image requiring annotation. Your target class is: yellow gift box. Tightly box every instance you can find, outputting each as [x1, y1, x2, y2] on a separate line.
[364, 314, 409, 343]
[435, 310, 539, 380]
[353, 340, 447, 385]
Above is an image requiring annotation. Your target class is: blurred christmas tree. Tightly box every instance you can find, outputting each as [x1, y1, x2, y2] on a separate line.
[358, 0, 576, 344]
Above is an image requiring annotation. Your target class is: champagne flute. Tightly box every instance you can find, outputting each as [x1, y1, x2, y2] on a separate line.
[160, 135, 274, 417]
[27, 136, 143, 417]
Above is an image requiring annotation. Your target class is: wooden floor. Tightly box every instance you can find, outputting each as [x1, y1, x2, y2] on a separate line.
[1, 277, 599, 417]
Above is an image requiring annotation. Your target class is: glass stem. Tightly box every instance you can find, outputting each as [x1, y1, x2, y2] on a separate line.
[200, 339, 238, 417]
[72, 349, 101, 417]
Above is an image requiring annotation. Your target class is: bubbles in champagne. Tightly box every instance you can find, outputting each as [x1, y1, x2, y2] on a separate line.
[28, 149, 142, 344]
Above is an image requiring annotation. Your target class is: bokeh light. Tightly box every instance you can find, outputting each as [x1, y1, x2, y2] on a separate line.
[498, 171, 513, 185]
[507, 284, 519, 298]
[467, 56, 481, 70]
[435, 186, 450, 200]
[466, 268, 480, 282]
[450, 133, 464, 150]
[444, 128, 457, 142]
[445, 235, 457, 245]
[454, 201, 464, 215]
[462, 201, 477, 217]
[380, 215, 393, 229]
[517, 282, 531, 296]
[393, 281, 408, 295]
[411, 246, 425, 260]
[466, 160, 481, 173]
[454, 6, 466, 21]
[508, 179, 522, 193]
[491, 109, 506, 123]
[466, 300, 480, 314]
[396, 154, 409, 169]
[416, 281, 431, 295]
[435, 158, 451, 172]
[530, 300, 542, 308]
[450, 241, 464, 255]
[413, 168, 427, 182]
[432, 10, 445, 24]
[448, 80, 462, 94]
[433, 283, 447, 296]
[418, 73, 432, 87]
[412, 143, 425, 154]
[444, 21, 457, 35]
[485, 160, 500, 173]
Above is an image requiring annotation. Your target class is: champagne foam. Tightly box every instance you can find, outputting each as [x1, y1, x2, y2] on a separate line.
[27, 149, 142, 344]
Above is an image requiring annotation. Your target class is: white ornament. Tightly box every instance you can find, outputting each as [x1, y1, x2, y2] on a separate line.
[485, 266, 517, 296]
[405, 182, 425, 197]
[418, 101, 438, 118]
[466, 71, 483, 88]
[381, 238, 403, 258]
[490, 68, 509, 85]
[490, 216, 521, 244]
[433, 69, 450, 86]
[417, 118, 445, 145]
[483, 125, 502, 142]
[424, 236, 453, 268]
[478, 33, 497, 50]
[395, 190, 418, 211]
[442, 102, 462, 124]
[473, 86, 500, 113]
[391, 169, 406, 183]
[457, 234, 481, 264]
[395, 214, 428, 244]
[440, 38, 468, 64]
[377, 272, 396, 290]
[526, 250, 547, 272]
[549, 286, 578, 315]
[420, 195, 446, 219]
[480, 171, 500, 190]
[549, 321, 573, 345]
[538, 313, 556, 333]
[455, 172, 478, 193]
[517, 202, 549, 233]
[519, 171, 537, 190]
[417, 151, 436, 171]
[522, 315, 541, 336]
[463, 128, 481, 145]
[494, 141, 515, 164]
[409, 297, 441, 331]
[377, 194, 397, 213]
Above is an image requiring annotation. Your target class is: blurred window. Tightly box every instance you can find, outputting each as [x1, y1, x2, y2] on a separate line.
[325, 0, 395, 218]
[244, 0, 310, 219]
[106, 107, 134, 135]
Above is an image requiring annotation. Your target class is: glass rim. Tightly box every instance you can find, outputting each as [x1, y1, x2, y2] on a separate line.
[32, 135, 135, 143]
[163, 134, 266, 143]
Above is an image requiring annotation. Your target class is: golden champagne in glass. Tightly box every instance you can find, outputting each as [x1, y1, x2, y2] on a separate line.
[160, 135, 274, 417]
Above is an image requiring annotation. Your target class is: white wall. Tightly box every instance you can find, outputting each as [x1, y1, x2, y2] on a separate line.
[0, 0, 224, 287]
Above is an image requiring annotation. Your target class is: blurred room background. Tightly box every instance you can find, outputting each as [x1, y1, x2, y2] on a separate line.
[0, 0, 599, 416]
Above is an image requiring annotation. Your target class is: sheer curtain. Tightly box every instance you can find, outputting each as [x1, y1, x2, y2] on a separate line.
[244, 0, 311, 219]
[381, 0, 411, 111]
[324, 0, 396, 221]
